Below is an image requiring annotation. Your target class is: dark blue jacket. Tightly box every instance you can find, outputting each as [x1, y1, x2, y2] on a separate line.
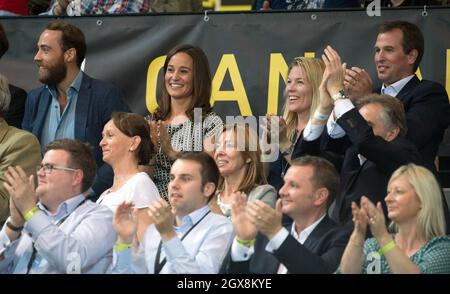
[22, 73, 130, 197]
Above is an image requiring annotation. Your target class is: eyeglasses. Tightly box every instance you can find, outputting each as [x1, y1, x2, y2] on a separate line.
[36, 163, 78, 174]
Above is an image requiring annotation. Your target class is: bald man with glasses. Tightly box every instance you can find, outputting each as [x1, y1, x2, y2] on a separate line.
[0, 139, 116, 274]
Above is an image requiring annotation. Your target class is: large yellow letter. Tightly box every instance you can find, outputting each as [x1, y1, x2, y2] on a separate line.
[146, 55, 166, 113]
[267, 54, 288, 115]
[211, 54, 252, 116]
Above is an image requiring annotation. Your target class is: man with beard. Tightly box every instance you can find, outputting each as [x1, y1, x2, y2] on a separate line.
[22, 21, 130, 200]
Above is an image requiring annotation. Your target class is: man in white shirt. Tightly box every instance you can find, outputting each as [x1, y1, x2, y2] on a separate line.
[112, 151, 234, 274]
[0, 139, 116, 274]
[221, 155, 349, 274]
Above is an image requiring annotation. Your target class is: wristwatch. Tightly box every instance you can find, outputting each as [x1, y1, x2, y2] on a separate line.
[331, 89, 348, 102]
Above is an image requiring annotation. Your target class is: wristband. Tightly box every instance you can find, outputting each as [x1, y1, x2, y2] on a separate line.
[24, 207, 40, 221]
[114, 243, 132, 251]
[378, 240, 396, 256]
[236, 237, 255, 248]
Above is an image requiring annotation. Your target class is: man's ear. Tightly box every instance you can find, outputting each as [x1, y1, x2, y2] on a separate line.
[64, 47, 76, 64]
[385, 126, 400, 142]
[203, 182, 216, 199]
[407, 49, 418, 67]
[72, 169, 84, 188]
[314, 187, 329, 207]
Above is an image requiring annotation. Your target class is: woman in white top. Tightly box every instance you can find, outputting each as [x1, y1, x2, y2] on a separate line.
[211, 123, 276, 217]
[98, 112, 159, 239]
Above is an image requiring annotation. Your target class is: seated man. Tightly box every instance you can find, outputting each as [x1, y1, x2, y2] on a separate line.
[0, 73, 41, 225]
[112, 152, 233, 274]
[0, 139, 116, 274]
[221, 156, 350, 274]
[297, 46, 423, 225]
[23, 21, 130, 199]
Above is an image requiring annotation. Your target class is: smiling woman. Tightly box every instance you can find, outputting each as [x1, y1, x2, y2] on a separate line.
[267, 57, 325, 195]
[211, 123, 276, 217]
[147, 44, 223, 201]
[338, 163, 450, 274]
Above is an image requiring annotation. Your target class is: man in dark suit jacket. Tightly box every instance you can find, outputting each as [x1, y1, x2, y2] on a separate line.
[299, 45, 450, 231]
[221, 156, 350, 274]
[22, 21, 130, 198]
[344, 20, 450, 173]
[329, 95, 423, 224]
[296, 92, 422, 225]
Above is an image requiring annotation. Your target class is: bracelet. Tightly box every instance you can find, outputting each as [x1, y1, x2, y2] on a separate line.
[378, 240, 396, 256]
[114, 243, 132, 251]
[236, 237, 255, 248]
[6, 221, 24, 232]
[24, 207, 40, 221]
[313, 109, 330, 122]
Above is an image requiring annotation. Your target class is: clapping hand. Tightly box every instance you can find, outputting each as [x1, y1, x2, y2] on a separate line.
[230, 192, 257, 241]
[113, 202, 138, 244]
[246, 199, 283, 240]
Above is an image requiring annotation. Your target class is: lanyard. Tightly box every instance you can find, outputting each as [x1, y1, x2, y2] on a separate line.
[153, 210, 211, 274]
[26, 199, 87, 274]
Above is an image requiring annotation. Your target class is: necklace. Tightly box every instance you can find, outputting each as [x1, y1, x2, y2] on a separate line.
[280, 129, 299, 178]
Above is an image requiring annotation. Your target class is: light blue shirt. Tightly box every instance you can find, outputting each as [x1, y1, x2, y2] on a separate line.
[40, 71, 83, 149]
[0, 194, 116, 274]
[112, 205, 234, 274]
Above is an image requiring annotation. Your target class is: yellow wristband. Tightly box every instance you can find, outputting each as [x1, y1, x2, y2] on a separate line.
[378, 240, 396, 256]
[24, 207, 40, 221]
[114, 243, 132, 251]
[236, 237, 255, 248]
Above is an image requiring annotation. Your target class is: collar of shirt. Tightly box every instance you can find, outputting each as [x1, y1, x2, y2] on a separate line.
[37, 194, 85, 224]
[290, 214, 326, 244]
[174, 205, 210, 235]
[45, 70, 83, 101]
[381, 74, 414, 97]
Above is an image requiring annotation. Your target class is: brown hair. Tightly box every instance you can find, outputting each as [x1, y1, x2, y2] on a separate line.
[378, 20, 424, 72]
[217, 123, 267, 195]
[355, 94, 407, 137]
[176, 151, 219, 196]
[155, 44, 212, 121]
[291, 155, 340, 208]
[46, 21, 86, 68]
[44, 139, 97, 193]
[111, 112, 153, 165]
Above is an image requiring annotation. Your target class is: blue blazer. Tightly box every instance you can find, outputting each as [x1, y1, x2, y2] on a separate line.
[22, 73, 130, 197]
